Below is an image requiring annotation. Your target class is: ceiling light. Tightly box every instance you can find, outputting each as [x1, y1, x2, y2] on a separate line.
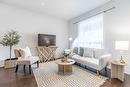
[41, 2, 45, 6]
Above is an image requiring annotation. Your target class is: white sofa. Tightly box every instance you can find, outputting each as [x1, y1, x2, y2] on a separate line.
[71, 47, 112, 75]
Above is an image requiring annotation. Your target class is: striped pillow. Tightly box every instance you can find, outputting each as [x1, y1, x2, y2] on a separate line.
[79, 47, 84, 56]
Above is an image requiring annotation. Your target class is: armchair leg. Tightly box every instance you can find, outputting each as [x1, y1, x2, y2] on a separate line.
[105, 67, 107, 72]
[23, 65, 26, 73]
[29, 65, 31, 74]
[37, 61, 39, 68]
[15, 65, 18, 72]
[96, 70, 100, 76]
[105, 67, 107, 76]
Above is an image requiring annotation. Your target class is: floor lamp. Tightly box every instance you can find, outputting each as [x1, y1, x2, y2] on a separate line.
[69, 37, 72, 49]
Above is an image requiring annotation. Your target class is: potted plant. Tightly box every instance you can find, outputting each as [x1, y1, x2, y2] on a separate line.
[0, 30, 21, 68]
[63, 49, 71, 62]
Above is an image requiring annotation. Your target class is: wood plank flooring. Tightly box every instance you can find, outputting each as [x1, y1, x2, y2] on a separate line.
[0, 66, 130, 87]
[0, 67, 37, 87]
[101, 74, 130, 87]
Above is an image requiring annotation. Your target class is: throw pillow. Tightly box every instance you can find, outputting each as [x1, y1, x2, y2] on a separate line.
[73, 47, 78, 54]
[19, 46, 32, 58]
[79, 47, 84, 56]
[83, 48, 93, 58]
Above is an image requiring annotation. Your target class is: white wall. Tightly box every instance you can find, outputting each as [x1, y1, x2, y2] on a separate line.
[69, 0, 130, 74]
[0, 3, 69, 60]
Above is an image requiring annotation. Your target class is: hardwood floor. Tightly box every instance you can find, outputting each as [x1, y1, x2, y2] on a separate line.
[101, 74, 130, 87]
[0, 66, 130, 87]
[101, 68, 130, 87]
[0, 66, 37, 87]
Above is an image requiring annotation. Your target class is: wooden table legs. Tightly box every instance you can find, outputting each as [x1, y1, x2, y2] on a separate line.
[58, 65, 72, 74]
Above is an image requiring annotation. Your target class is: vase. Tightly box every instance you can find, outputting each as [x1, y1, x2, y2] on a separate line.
[64, 56, 68, 62]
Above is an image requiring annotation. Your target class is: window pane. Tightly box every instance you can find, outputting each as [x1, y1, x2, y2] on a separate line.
[72, 14, 103, 48]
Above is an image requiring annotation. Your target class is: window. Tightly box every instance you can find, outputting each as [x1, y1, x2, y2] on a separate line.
[72, 14, 103, 48]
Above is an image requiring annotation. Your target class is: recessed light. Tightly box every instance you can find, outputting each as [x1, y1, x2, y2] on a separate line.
[41, 2, 45, 6]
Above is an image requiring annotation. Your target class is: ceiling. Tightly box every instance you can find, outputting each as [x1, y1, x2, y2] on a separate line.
[0, 0, 110, 20]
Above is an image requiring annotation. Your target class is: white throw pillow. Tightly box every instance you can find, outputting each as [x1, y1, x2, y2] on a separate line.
[19, 47, 32, 58]
[83, 48, 93, 58]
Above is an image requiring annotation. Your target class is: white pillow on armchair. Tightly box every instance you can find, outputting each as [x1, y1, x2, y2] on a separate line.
[19, 46, 32, 58]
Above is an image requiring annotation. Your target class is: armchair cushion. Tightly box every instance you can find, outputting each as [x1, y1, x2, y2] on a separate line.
[17, 58, 31, 65]
[16, 56, 39, 65]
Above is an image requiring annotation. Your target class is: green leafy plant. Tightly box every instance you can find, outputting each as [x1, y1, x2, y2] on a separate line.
[63, 49, 71, 57]
[0, 30, 21, 60]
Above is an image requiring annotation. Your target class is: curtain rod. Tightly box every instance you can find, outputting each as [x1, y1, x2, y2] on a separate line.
[73, 6, 116, 24]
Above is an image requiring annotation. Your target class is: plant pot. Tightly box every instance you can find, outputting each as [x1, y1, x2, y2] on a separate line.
[4, 58, 18, 69]
[64, 56, 68, 62]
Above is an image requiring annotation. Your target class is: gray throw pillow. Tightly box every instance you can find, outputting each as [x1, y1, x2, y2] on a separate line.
[73, 47, 78, 54]
[79, 47, 84, 56]
[83, 48, 93, 58]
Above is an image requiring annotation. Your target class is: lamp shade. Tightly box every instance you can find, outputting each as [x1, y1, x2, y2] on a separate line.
[69, 37, 73, 41]
[115, 41, 129, 50]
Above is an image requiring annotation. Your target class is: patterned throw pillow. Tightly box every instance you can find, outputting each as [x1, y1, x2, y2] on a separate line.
[83, 48, 93, 58]
[73, 47, 78, 54]
[79, 47, 84, 56]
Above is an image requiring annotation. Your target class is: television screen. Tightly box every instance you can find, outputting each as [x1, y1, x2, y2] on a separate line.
[38, 34, 56, 46]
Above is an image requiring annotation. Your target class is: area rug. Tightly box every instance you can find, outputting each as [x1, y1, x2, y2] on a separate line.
[33, 60, 108, 87]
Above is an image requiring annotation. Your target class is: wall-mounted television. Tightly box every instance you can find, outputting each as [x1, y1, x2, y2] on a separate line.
[38, 34, 56, 46]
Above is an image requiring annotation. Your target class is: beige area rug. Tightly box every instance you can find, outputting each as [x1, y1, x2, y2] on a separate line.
[33, 60, 108, 87]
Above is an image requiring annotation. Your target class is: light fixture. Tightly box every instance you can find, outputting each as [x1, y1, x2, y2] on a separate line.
[41, 2, 45, 6]
[68, 37, 73, 49]
[69, 37, 73, 41]
[115, 41, 129, 63]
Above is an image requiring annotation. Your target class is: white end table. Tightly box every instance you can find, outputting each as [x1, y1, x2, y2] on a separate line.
[111, 60, 127, 81]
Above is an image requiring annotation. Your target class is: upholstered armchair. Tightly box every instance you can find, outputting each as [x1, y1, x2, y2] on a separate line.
[14, 48, 39, 74]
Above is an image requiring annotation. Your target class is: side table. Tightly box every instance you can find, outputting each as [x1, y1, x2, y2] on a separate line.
[111, 60, 127, 81]
[56, 59, 75, 74]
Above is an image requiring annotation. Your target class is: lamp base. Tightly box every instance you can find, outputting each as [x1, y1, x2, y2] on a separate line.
[120, 56, 125, 64]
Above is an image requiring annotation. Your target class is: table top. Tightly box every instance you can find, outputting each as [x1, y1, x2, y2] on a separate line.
[56, 59, 75, 65]
[111, 60, 127, 66]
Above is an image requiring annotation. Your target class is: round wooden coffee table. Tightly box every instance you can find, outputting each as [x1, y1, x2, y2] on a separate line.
[56, 59, 75, 74]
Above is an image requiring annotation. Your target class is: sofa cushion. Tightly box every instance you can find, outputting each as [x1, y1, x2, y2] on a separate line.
[82, 57, 99, 66]
[72, 56, 99, 69]
[83, 48, 93, 58]
[72, 54, 82, 62]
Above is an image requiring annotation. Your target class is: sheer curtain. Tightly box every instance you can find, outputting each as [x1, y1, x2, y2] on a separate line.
[72, 14, 103, 48]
